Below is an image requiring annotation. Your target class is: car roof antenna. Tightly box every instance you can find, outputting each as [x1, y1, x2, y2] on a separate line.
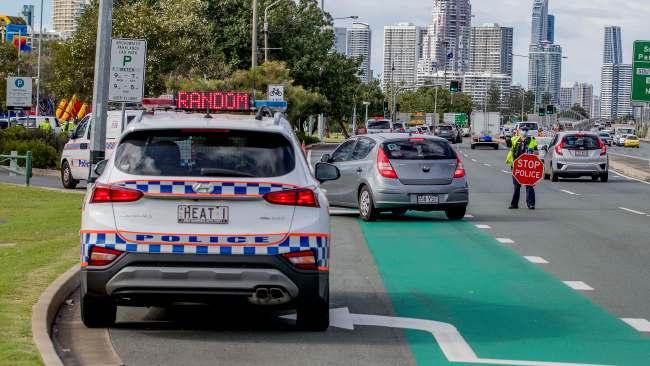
[204, 107, 213, 119]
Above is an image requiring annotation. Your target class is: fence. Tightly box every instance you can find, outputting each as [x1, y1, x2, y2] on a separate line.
[0, 151, 33, 186]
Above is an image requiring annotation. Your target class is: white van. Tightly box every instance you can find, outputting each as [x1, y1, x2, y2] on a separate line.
[60, 110, 142, 188]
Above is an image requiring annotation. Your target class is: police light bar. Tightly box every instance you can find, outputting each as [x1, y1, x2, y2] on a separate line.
[176, 91, 250, 111]
[141, 97, 175, 109]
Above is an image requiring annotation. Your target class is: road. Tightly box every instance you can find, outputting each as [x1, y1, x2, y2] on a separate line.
[32, 141, 650, 365]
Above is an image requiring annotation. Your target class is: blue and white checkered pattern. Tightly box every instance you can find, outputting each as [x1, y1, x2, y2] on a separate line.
[115, 181, 296, 196]
[81, 232, 329, 268]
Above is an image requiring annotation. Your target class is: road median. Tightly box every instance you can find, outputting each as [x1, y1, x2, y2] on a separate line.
[610, 155, 650, 182]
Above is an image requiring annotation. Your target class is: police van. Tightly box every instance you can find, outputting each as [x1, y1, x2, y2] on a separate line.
[61, 110, 143, 188]
[79, 92, 339, 331]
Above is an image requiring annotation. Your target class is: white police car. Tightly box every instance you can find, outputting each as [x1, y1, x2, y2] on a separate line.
[80, 107, 340, 331]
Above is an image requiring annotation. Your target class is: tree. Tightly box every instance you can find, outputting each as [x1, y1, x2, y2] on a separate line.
[0, 44, 19, 111]
[507, 89, 535, 121]
[397, 87, 473, 122]
[486, 82, 501, 112]
[570, 103, 589, 119]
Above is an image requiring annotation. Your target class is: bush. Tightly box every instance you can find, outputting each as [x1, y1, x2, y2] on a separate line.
[296, 131, 320, 146]
[0, 127, 65, 169]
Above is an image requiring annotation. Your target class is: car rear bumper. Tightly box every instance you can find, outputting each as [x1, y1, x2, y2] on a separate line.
[372, 184, 469, 210]
[552, 160, 608, 175]
[82, 253, 328, 307]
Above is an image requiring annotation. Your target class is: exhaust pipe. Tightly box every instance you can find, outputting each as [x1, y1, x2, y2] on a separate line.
[248, 287, 291, 305]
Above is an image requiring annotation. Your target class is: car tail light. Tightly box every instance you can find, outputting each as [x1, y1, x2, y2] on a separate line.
[90, 184, 143, 203]
[282, 250, 317, 270]
[453, 156, 465, 178]
[598, 138, 607, 156]
[88, 246, 123, 266]
[264, 188, 319, 207]
[377, 148, 398, 179]
[409, 137, 425, 142]
[555, 139, 565, 156]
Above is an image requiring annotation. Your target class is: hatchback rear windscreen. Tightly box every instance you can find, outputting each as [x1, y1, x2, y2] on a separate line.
[382, 139, 456, 160]
[367, 120, 391, 129]
[562, 135, 600, 150]
[439, 125, 453, 131]
[114, 129, 295, 177]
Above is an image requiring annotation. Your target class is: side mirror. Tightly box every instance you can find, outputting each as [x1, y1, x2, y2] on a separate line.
[94, 160, 108, 177]
[314, 162, 340, 183]
[320, 153, 332, 163]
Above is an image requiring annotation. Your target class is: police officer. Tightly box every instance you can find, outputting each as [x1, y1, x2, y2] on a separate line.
[38, 117, 52, 132]
[506, 128, 538, 210]
[62, 119, 76, 135]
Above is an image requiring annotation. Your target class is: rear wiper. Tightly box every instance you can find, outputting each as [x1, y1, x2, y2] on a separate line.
[200, 168, 256, 178]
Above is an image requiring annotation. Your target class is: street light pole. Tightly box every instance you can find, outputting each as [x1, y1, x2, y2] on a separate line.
[35, 0, 43, 118]
[251, 0, 258, 103]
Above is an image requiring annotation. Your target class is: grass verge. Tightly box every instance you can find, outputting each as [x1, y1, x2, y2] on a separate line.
[0, 183, 83, 365]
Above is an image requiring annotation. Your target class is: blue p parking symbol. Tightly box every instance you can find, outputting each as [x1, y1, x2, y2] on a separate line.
[15, 79, 24, 88]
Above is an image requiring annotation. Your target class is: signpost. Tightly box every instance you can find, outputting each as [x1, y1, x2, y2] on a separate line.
[109, 38, 147, 103]
[6, 76, 32, 109]
[632, 40, 650, 103]
[267, 84, 284, 102]
[512, 154, 544, 186]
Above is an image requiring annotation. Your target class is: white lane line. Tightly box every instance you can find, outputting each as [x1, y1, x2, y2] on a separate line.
[496, 238, 515, 244]
[621, 318, 650, 332]
[483, 163, 491, 167]
[612, 170, 650, 185]
[560, 189, 581, 196]
[307, 149, 313, 173]
[475, 224, 491, 229]
[609, 152, 650, 161]
[524, 256, 549, 264]
[501, 170, 510, 174]
[471, 158, 477, 162]
[464, 214, 474, 218]
[563, 281, 594, 291]
[618, 207, 648, 216]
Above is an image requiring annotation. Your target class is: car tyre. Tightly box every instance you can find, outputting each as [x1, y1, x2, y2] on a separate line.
[600, 172, 609, 182]
[81, 294, 116, 328]
[470, 144, 476, 150]
[358, 186, 378, 222]
[445, 206, 466, 221]
[493, 144, 499, 150]
[296, 289, 329, 331]
[551, 171, 559, 182]
[544, 173, 550, 180]
[61, 161, 78, 189]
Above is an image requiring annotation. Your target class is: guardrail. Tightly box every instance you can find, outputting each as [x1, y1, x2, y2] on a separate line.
[0, 151, 33, 186]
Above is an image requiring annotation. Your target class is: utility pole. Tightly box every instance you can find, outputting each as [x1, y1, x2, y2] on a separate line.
[35, 0, 43, 118]
[88, 0, 113, 183]
[251, 0, 258, 103]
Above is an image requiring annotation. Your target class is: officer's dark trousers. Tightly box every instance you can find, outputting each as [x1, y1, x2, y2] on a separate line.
[511, 176, 535, 208]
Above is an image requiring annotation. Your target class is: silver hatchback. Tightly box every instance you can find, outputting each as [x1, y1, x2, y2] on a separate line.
[320, 134, 469, 221]
[543, 132, 609, 182]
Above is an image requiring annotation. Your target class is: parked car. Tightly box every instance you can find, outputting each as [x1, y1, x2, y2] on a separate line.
[543, 132, 608, 182]
[623, 134, 640, 148]
[320, 134, 469, 221]
[436, 124, 462, 144]
[366, 119, 393, 134]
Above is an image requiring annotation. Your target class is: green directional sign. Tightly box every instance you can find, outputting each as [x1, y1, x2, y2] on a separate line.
[454, 113, 467, 127]
[632, 40, 650, 103]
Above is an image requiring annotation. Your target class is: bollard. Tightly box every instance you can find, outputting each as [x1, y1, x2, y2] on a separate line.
[25, 151, 32, 186]
[9, 151, 17, 177]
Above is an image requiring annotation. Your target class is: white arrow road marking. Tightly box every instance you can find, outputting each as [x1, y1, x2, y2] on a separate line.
[621, 318, 650, 332]
[563, 281, 594, 291]
[283, 308, 611, 366]
[497, 238, 515, 244]
[524, 256, 549, 264]
[618, 207, 647, 216]
[560, 190, 580, 196]
[475, 224, 491, 229]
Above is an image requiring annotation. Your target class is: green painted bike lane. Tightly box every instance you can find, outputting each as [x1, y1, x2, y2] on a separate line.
[358, 213, 650, 366]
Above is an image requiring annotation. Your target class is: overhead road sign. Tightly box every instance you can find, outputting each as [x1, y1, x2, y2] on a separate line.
[632, 40, 650, 103]
[512, 153, 544, 186]
[255, 100, 288, 112]
[6, 76, 32, 109]
[109, 38, 147, 103]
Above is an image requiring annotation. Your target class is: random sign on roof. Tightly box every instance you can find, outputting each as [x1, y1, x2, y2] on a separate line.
[176, 91, 250, 111]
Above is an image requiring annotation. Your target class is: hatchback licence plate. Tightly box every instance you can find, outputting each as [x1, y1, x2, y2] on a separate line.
[177, 205, 228, 224]
[575, 150, 588, 157]
[416, 194, 439, 205]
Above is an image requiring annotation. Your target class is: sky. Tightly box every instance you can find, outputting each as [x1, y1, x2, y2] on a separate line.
[2, 0, 648, 95]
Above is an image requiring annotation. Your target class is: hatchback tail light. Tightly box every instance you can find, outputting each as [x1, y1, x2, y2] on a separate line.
[555, 140, 565, 156]
[453, 156, 465, 178]
[282, 250, 317, 270]
[264, 188, 319, 208]
[90, 184, 143, 203]
[598, 138, 607, 156]
[377, 148, 398, 179]
[88, 246, 123, 266]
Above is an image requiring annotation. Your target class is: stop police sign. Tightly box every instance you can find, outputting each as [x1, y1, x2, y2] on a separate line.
[512, 154, 544, 186]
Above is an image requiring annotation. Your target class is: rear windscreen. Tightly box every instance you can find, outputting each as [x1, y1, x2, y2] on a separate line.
[367, 120, 390, 129]
[562, 135, 600, 150]
[439, 125, 453, 131]
[114, 129, 295, 177]
[382, 139, 456, 160]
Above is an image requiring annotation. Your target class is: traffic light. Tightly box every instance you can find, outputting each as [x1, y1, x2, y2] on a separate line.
[395, 103, 401, 113]
[450, 80, 461, 93]
[538, 107, 546, 117]
[546, 105, 555, 115]
[383, 101, 389, 117]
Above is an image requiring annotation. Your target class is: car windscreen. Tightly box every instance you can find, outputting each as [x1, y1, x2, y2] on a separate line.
[114, 129, 295, 177]
[562, 135, 600, 150]
[367, 120, 391, 129]
[382, 139, 456, 160]
[518, 123, 538, 130]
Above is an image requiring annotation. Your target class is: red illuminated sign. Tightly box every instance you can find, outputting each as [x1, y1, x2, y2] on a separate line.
[176, 91, 250, 111]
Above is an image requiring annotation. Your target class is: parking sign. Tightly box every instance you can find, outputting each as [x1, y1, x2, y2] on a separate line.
[6, 76, 32, 108]
[109, 38, 147, 103]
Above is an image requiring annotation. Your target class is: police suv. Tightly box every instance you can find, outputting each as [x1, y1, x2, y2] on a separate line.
[80, 105, 340, 331]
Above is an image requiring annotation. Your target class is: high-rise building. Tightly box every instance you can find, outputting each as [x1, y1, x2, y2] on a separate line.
[333, 27, 347, 55]
[601, 64, 633, 119]
[469, 23, 513, 76]
[573, 82, 594, 116]
[528, 43, 562, 105]
[426, 0, 472, 73]
[530, 0, 548, 45]
[592, 96, 601, 119]
[462, 72, 512, 110]
[383, 23, 423, 89]
[347, 23, 372, 83]
[560, 86, 574, 110]
[603, 26, 623, 64]
[53, 0, 89, 39]
[546, 14, 555, 43]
